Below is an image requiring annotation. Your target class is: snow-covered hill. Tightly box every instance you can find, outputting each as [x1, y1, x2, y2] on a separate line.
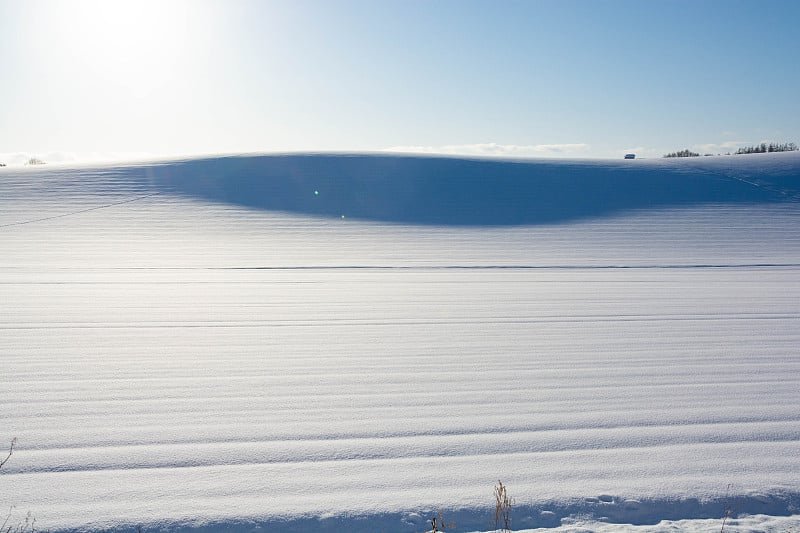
[1, 153, 799, 532]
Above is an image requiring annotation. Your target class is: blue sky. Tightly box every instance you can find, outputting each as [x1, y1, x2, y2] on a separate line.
[1, 0, 798, 163]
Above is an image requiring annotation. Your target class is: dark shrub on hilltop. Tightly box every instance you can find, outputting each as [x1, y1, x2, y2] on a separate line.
[664, 149, 700, 158]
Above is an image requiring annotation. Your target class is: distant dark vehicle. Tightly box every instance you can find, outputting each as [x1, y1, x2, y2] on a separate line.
[0, 163, 6, 167]
[624, 153, 636, 159]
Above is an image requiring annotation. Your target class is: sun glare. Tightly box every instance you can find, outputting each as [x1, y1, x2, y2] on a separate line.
[50, 0, 194, 96]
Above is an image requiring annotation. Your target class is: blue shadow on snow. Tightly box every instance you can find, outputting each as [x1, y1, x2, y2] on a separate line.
[147, 153, 798, 226]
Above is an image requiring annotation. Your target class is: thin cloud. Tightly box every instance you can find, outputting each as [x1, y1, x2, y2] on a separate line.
[384, 142, 590, 157]
[694, 141, 749, 154]
[0, 151, 154, 166]
[623, 146, 646, 154]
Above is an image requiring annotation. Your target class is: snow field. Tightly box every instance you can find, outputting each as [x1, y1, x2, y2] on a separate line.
[1, 153, 799, 532]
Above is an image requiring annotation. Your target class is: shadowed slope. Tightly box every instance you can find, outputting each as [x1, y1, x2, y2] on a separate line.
[3, 152, 799, 226]
[149, 153, 799, 225]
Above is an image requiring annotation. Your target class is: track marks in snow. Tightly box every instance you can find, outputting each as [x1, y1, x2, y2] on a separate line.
[0, 192, 161, 228]
[6, 421, 800, 475]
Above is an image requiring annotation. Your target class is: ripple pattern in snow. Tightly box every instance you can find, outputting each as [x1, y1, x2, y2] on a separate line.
[1, 153, 799, 532]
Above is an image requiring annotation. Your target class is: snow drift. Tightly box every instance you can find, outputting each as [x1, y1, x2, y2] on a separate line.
[1, 152, 799, 532]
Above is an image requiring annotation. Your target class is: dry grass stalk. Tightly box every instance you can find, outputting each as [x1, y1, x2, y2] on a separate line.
[0, 439, 15, 471]
[426, 510, 454, 532]
[494, 480, 512, 532]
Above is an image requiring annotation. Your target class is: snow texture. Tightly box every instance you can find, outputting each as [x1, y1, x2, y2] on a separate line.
[1, 152, 799, 532]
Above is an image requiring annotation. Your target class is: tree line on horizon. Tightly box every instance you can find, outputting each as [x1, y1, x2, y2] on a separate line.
[0, 157, 45, 167]
[663, 149, 701, 158]
[734, 142, 798, 154]
[664, 142, 798, 158]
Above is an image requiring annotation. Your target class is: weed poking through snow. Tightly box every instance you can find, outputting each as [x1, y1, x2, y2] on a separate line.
[720, 483, 736, 533]
[0, 439, 14, 471]
[494, 480, 513, 532]
[1, 439, 38, 533]
[426, 510, 454, 532]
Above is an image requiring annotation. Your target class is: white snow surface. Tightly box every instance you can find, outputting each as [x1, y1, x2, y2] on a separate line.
[1, 152, 799, 532]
